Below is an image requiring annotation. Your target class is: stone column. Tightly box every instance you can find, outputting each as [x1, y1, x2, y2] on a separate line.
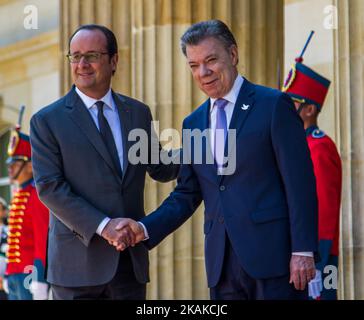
[334, 0, 364, 300]
[60, 0, 283, 299]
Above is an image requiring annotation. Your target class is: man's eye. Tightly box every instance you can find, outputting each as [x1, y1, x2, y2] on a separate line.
[84, 53, 98, 61]
[190, 65, 198, 69]
[72, 54, 82, 60]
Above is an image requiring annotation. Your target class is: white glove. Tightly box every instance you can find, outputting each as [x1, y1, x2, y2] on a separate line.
[0, 256, 6, 277]
[2, 277, 9, 294]
[29, 281, 49, 300]
[308, 269, 323, 299]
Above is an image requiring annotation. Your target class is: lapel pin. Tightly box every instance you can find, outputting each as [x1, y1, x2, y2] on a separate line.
[241, 104, 250, 110]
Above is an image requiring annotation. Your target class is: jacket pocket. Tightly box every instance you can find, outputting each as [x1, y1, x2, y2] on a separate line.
[250, 205, 288, 224]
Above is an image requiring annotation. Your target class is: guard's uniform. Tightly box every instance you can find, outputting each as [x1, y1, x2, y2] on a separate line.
[306, 126, 342, 300]
[5, 129, 49, 300]
[6, 179, 49, 279]
[282, 51, 342, 300]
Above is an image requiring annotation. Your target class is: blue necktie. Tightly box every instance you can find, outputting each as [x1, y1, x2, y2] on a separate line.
[96, 101, 123, 178]
[214, 98, 229, 170]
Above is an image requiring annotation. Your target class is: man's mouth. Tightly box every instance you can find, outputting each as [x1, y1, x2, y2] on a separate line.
[78, 73, 94, 77]
[203, 79, 218, 86]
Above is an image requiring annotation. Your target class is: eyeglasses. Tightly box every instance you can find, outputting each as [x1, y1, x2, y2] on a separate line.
[66, 52, 109, 63]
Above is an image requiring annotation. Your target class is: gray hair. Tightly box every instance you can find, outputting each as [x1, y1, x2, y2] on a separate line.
[180, 20, 237, 56]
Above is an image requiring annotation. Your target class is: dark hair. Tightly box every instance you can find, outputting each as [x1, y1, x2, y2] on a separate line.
[180, 20, 237, 56]
[68, 24, 118, 57]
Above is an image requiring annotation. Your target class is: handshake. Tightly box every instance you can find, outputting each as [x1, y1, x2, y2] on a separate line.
[100, 218, 146, 251]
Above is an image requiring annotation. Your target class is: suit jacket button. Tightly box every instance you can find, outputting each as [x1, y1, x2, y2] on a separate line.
[218, 216, 224, 224]
[220, 185, 225, 191]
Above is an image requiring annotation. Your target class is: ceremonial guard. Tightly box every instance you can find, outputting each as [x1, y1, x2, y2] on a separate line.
[4, 107, 50, 300]
[282, 32, 342, 300]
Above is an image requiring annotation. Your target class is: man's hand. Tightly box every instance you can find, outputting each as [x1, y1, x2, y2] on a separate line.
[289, 255, 316, 290]
[101, 218, 136, 250]
[114, 218, 145, 251]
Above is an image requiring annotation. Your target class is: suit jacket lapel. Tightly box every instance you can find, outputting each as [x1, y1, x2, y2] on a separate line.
[218, 78, 255, 184]
[112, 91, 132, 182]
[228, 78, 255, 136]
[199, 99, 210, 132]
[65, 87, 123, 185]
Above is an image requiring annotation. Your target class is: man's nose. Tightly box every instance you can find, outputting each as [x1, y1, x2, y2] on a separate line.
[78, 56, 90, 66]
[199, 64, 212, 77]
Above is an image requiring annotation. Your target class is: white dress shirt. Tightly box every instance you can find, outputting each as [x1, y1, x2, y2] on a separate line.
[209, 75, 244, 154]
[75, 87, 124, 171]
[75, 87, 124, 236]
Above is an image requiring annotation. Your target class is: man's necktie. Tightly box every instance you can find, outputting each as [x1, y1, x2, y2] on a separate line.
[214, 98, 229, 170]
[96, 101, 123, 178]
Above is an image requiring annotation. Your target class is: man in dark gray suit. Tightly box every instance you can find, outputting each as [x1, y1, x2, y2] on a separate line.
[30, 24, 179, 300]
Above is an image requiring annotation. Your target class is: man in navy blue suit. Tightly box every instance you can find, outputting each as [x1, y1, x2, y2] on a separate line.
[116, 20, 318, 300]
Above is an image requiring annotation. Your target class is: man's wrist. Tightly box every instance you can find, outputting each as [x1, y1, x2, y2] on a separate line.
[292, 251, 314, 257]
[97, 217, 111, 236]
[138, 222, 149, 240]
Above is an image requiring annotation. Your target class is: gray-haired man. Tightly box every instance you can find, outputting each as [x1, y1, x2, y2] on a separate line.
[117, 20, 318, 300]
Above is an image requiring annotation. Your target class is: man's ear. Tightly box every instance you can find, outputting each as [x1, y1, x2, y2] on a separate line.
[230, 45, 239, 66]
[111, 53, 119, 73]
[306, 104, 318, 117]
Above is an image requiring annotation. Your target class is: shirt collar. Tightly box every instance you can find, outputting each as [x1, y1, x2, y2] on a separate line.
[210, 75, 244, 113]
[306, 125, 319, 137]
[75, 87, 114, 111]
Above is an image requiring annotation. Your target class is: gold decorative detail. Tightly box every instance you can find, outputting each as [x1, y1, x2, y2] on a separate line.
[7, 129, 20, 156]
[282, 64, 297, 92]
[12, 198, 28, 204]
[8, 238, 20, 244]
[6, 251, 21, 257]
[10, 204, 26, 210]
[9, 211, 24, 217]
[8, 218, 24, 224]
[291, 97, 306, 104]
[6, 258, 21, 264]
[8, 245, 20, 250]
[8, 225, 22, 230]
[7, 231, 21, 237]
[14, 192, 30, 197]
